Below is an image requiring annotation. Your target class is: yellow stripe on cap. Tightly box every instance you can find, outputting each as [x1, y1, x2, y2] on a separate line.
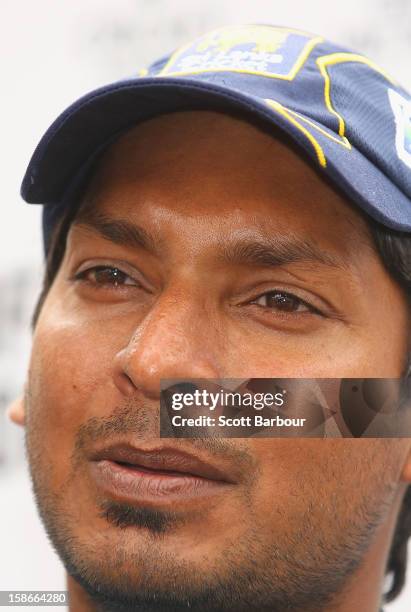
[265, 98, 327, 167]
[316, 53, 396, 138]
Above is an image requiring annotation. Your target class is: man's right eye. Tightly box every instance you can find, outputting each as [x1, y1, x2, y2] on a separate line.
[74, 266, 140, 288]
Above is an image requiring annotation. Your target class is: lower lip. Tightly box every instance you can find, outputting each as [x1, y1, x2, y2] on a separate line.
[89, 460, 231, 506]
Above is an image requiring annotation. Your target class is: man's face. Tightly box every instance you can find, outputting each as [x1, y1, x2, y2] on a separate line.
[22, 111, 411, 611]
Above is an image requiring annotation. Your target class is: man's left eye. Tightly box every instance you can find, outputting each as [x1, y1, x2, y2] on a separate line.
[75, 266, 139, 287]
[252, 291, 316, 314]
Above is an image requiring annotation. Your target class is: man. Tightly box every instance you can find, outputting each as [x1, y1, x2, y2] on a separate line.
[7, 23, 411, 612]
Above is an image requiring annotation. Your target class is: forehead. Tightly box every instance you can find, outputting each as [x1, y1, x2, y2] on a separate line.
[77, 110, 372, 254]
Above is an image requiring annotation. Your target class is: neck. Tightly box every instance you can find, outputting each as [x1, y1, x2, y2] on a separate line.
[67, 576, 97, 612]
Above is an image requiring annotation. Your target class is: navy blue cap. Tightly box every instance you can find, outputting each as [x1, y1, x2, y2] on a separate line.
[21, 24, 411, 252]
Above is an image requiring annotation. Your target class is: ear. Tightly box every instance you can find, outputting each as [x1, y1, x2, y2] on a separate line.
[7, 395, 26, 426]
[400, 445, 411, 483]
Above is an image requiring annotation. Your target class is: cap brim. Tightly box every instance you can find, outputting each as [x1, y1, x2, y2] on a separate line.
[22, 77, 411, 231]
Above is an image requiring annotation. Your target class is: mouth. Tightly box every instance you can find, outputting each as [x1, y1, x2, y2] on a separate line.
[88, 444, 235, 507]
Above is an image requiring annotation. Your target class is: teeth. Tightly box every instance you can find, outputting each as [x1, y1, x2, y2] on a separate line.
[116, 461, 145, 470]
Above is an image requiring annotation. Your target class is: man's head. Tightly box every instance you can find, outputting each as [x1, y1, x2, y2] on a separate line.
[9, 109, 411, 611]
[9, 23, 411, 612]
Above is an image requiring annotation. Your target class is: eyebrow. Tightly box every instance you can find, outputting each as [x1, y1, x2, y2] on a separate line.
[73, 209, 350, 271]
[73, 209, 159, 255]
[219, 236, 350, 270]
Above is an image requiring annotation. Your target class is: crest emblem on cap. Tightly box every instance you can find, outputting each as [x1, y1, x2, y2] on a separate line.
[388, 88, 411, 170]
[158, 25, 321, 81]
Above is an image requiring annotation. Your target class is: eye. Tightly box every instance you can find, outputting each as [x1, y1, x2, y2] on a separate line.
[252, 291, 319, 314]
[75, 266, 140, 288]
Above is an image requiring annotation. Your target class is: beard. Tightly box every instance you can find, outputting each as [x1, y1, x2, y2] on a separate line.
[24, 399, 392, 612]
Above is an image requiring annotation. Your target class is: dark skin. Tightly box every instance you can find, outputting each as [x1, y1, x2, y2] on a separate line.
[9, 110, 411, 612]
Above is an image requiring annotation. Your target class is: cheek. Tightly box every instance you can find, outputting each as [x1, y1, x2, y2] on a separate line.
[225, 322, 406, 378]
[26, 315, 121, 488]
[250, 439, 402, 532]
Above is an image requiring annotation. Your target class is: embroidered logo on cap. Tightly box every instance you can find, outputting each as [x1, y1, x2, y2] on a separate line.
[388, 87, 411, 170]
[158, 25, 322, 81]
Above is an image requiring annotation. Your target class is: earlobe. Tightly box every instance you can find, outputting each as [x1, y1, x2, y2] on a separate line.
[7, 395, 26, 426]
[400, 446, 411, 483]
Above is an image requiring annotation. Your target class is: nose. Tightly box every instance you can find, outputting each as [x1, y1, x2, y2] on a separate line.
[112, 290, 222, 399]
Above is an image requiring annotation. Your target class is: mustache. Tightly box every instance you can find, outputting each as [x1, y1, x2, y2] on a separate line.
[71, 397, 256, 474]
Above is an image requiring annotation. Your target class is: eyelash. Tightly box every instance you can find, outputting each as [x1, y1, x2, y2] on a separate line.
[74, 265, 321, 316]
[74, 265, 141, 288]
[250, 291, 321, 316]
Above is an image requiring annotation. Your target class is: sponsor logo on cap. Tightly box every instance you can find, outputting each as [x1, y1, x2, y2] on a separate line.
[388, 87, 411, 170]
[158, 25, 322, 81]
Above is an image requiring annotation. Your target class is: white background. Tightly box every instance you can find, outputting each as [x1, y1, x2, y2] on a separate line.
[1, 1, 411, 610]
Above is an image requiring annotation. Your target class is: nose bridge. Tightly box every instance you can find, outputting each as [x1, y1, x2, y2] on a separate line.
[114, 287, 221, 398]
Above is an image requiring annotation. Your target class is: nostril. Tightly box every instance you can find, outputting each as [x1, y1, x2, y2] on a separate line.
[113, 369, 136, 397]
[112, 328, 222, 399]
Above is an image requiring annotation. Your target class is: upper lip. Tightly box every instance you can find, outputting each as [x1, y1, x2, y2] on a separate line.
[89, 443, 236, 484]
